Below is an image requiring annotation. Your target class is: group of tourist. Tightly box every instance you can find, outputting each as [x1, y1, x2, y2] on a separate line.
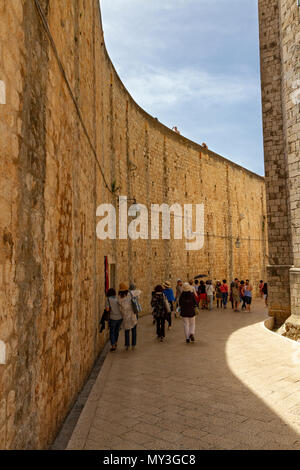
[151, 281, 197, 344]
[102, 276, 269, 351]
[102, 283, 142, 352]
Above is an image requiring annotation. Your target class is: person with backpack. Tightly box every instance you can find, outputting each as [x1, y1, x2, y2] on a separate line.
[151, 285, 171, 342]
[179, 283, 198, 343]
[163, 281, 175, 329]
[118, 283, 138, 351]
[129, 283, 142, 318]
[105, 288, 123, 352]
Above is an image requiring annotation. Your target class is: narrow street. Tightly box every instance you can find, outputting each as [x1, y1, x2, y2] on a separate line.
[67, 300, 300, 450]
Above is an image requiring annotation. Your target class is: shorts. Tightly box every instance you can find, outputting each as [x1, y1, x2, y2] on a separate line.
[200, 293, 207, 300]
[244, 296, 252, 305]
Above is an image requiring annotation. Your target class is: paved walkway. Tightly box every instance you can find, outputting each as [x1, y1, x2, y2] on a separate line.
[67, 300, 300, 450]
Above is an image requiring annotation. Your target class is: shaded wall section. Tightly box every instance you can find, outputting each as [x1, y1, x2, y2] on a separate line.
[0, 0, 267, 449]
[259, 0, 300, 334]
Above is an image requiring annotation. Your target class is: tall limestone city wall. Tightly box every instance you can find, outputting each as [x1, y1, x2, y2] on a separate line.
[259, 0, 300, 332]
[0, 0, 267, 449]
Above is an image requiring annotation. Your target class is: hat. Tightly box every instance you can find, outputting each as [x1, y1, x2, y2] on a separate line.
[182, 282, 194, 293]
[119, 282, 128, 292]
[163, 281, 171, 289]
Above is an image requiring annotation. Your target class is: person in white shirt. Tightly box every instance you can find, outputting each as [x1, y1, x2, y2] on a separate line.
[206, 280, 214, 311]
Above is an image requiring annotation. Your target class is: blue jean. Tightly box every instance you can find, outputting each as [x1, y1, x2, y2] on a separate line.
[109, 319, 123, 346]
[125, 325, 137, 347]
[222, 292, 228, 307]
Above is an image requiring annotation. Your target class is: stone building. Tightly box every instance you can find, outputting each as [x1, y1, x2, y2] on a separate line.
[258, 0, 300, 336]
[0, 0, 267, 449]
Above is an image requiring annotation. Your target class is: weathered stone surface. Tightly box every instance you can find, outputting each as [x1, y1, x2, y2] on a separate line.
[0, 0, 267, 449]
[259, 0, 300, 333]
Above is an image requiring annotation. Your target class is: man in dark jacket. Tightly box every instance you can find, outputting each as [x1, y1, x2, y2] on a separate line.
[151, 285, 171, 342]
[179, 283, 197, 343]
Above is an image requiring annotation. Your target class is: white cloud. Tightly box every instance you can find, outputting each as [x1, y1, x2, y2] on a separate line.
[122, 66, 259, 110]
[100, 0, 264, 175]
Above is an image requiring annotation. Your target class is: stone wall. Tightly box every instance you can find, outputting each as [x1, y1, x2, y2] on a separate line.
[0, 0, 267, 449]
[259, 0, 300, 331]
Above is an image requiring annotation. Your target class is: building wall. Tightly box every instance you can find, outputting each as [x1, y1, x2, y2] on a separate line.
[0, 0, 267, 449]
[259, 0, 300, 331]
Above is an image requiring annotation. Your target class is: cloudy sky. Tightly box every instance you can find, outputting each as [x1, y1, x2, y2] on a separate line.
[100, 0, 264, 175]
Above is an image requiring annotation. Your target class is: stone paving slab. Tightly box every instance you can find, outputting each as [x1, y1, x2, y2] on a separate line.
[67, 300, 300, 450]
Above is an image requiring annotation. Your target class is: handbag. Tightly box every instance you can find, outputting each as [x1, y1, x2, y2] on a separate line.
[102, 309, 110, 322]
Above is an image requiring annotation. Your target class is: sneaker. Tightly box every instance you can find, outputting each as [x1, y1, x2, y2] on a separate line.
[186, 339, 190, 343]
[125, 346, 129, 351]
[110, 346, 116, 352]
[190, 334, 195, 342]
[160, 337, 164, 342]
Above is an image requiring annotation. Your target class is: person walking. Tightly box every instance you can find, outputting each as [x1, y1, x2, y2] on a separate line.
[239, 280, 246, 310]
[244, 280, 253, 312]
[179, 283, 198, 343]
[163, 281, 175, 329]
[220, 280, 229, 309]
[232, 281, 240, 312]
[206, 280, 214, 310]
[129, 282, 142, 318]
[175, 279, 183, 317]
[151, 285, 170, 342]
[118, 283, 138, 351]
[105, 288, 123, 352]
[262, 282, 268, 307]
[199, 280, 207, 310]
[189, 279, 197, 294]
[215, 281, 222, 308]
[229, 281, 234, 309]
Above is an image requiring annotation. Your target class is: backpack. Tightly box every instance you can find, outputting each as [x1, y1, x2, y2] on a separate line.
[151, 293, 167, 319]
[130, 291, 142, 316]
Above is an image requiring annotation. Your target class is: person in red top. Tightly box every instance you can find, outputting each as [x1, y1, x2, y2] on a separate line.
[220, 279, 229, 309]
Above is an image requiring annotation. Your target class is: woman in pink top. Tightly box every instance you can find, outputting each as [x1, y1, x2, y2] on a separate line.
[220, 280, 229, 309]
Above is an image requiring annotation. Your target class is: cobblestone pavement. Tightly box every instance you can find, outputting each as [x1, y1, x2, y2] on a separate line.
[67, 300, 300, 450]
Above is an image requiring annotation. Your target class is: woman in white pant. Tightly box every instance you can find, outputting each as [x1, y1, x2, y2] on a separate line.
[179, 283, 197, 343]
[206, 280, 214, 310]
